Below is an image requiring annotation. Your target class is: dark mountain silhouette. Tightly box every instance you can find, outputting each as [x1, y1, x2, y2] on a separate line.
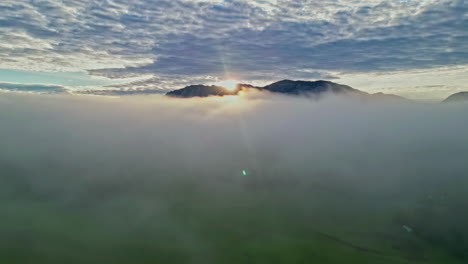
[166, 80, 407, 101]
[166, 80, 362, 98]
[260, 80, 363, 95]
[166, 85, 240, 98]
[442, 92, 468, 103]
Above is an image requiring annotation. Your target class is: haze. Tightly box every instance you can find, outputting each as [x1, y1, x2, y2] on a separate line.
[1, 92, 467, 262]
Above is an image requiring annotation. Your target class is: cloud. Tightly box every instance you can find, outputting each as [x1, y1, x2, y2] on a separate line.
[0, 82, 66, 93]
[337, 66, 468, 100]
[0, 0, 466, 79]
[0, 92, 468, 261]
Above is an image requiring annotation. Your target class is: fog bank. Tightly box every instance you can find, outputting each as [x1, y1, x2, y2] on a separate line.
[1, 92, 467, 263]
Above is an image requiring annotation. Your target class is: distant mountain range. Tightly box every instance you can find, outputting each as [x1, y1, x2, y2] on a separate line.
[442, 92, 468, 103]
[166, 79, 407, 101]
[70, 79, 467, 103]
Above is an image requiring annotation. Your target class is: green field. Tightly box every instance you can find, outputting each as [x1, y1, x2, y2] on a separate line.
[1, 165, 466, 264]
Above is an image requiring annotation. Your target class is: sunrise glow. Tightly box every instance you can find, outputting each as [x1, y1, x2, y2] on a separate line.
[215, 80, 239, 91]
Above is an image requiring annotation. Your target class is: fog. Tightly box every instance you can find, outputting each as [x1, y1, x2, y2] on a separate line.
[1, 91, 467, 263]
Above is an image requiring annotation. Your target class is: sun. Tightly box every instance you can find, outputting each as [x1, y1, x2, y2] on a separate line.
[215, 80, 239, 91]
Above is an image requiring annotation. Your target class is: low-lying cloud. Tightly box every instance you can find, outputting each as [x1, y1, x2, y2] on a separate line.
[0, 92, 467, 262]
[0, 82, 66, 93]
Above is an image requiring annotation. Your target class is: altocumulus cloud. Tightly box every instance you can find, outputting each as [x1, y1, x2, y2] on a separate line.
[0, 0, 467, 91]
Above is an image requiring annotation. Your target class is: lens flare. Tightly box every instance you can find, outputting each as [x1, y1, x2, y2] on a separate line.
[215, 80, 238, 91]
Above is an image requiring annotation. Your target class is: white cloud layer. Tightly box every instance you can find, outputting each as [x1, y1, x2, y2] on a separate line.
[0, 92, 468, 261]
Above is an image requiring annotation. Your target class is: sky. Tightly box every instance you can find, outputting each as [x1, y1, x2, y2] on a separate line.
[0, 0, 467, 100]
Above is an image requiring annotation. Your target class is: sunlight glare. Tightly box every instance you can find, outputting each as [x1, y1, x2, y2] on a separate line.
[215, 80, 238, 91]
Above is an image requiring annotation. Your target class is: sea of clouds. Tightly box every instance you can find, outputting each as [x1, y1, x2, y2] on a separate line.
[0, 91, 467, 261]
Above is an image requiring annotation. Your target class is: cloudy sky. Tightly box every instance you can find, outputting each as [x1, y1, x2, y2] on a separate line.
[0, 0, 467, 100]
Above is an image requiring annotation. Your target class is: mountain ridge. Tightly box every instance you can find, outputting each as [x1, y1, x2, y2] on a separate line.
[166, 79, 407, 101]
[442, 92, 468, 103]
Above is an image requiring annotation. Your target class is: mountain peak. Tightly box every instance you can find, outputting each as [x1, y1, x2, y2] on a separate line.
[442, 92, 468, 103]
[166, 84, 239, 98]
[166, 80, 363, 98]
[261, 79, 362, 95]
[165, 80, 410, 102]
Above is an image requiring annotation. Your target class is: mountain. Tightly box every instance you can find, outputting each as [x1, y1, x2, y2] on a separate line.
[260, 80, 363, 96]
[166, 80, 363, 98]
[442, 92, 468, 103]
[166, 80, 408, 101]
[166, 85, 240, 98]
